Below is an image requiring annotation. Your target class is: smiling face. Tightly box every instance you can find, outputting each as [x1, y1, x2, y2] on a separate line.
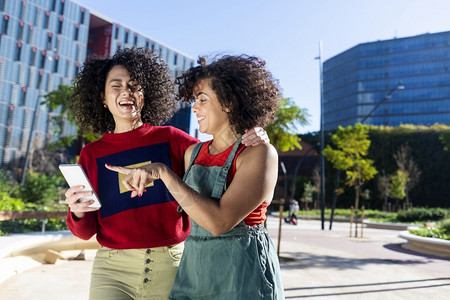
[103, 65, 144, 132]
[191, 78, 231, 136]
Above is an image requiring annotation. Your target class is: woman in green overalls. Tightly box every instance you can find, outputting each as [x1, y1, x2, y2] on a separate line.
[107, 54, 284, 299]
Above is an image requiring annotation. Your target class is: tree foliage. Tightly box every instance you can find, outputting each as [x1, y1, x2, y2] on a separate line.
[323, 123, 377, 237]
[393, 145, 421, 208]
[266, 98, 309, 152]
[389, 170, 407, 201]
[300, 181, 316, 210]
[440, 133, 450, 152]
[377, 170, 390, 211]
[42, 84, 100, 151]
[42, 84, 76, 148]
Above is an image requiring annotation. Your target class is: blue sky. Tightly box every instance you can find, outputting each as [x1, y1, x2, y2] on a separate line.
[74, 0, 450, 134]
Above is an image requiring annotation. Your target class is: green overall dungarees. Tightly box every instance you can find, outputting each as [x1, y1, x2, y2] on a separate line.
[169, 140, 284, 300]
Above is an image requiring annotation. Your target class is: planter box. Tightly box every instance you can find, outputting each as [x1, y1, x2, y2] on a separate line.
[399, 231, 450, 258]
[364, 220, 419, 231]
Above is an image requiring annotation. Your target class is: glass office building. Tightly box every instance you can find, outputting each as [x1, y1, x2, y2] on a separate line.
[323, 31, 450, 130]
[0, 0, 194, 171]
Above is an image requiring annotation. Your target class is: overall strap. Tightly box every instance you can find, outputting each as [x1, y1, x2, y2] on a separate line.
[182, 142, 204, 181]
[210, 137, 243, 199]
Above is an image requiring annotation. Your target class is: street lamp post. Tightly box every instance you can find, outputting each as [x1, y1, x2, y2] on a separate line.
[21, 89, 42, 186]
[315, 41, 326, 230]
[360, 82, 405, 124]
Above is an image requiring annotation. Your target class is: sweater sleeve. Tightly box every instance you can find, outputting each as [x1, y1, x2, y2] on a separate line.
[66, 147, 100, 240]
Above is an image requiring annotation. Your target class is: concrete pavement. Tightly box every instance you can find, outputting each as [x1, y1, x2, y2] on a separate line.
[0, 216, 449, 299]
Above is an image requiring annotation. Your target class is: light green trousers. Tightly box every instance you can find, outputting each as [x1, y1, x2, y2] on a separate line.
[89, 243, 184, 300]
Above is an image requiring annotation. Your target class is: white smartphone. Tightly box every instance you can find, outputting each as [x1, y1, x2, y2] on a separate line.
[59, 164, 101, 208]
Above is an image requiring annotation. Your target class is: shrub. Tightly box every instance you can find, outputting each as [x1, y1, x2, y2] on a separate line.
[440, 219, 450, 233]
[0, 192, 25, 211]
[19, 172, 64, 207]
[409, 227, 449, 240]
[396, 207, 449, 222]
[0, 170, 20, 197]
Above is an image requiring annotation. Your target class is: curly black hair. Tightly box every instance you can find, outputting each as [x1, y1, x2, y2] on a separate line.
[176, 54, 281, 135]
[71, 47, 177, 134]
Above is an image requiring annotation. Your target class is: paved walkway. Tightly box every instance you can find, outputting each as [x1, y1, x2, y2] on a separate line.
[0, 217, 449, 299]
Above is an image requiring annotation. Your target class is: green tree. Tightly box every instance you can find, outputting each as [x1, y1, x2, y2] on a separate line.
[389, 170, 408, 210]
[323, 123, 378, 237]
[393, 145, 421, 209]
[377, 170, 391, 211]
[42, 84, 75, 148]
[42, 84, 100, 151]
[20, 172, 64, 207]
[300, 181, 316, 210]
[266, 98, 309, 151]
[440, 133, 450, 152]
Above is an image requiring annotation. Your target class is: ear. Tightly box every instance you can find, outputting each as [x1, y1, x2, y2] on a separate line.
[101, 93, 106, 105]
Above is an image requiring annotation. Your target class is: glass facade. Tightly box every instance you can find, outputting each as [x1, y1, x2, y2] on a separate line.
[323, 31, 450, 130]
[0, 0, 194, 170]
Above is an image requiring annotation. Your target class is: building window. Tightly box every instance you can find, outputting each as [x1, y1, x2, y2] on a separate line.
[2, 15, 8, 35]
[124, 29, 129, 44]
[35, 8, 41, 26]
[19, 2, 25, 19]
[57, 17, 63, 34]
[51, 0, 57, 11]
[19, 88, 26, 106]
[174, 53, 178, 65]
[59, 0, 65, 15]
[47, 33, 53, 50]
[18, 21, 24, 40]
[56, 36, 61, 53]
[53, 56, 59, 73]
[40, 51, 46, 69]
[44, 11, 50, 29]
[114, 24, 119, 39]
[74, 24, 79, 40]
[37, 71, 43, 89]
[16, 42, 22, 61]
[145, 39, 150, 49]
[80, 8, 85, 24]
[65, 59, 70, 77]
[133, 33, 138, 45]
[31, 48, 37, 66]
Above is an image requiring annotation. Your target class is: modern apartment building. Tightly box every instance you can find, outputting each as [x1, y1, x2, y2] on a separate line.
[323, 31, 450, 130]
[0, 0, 194, 172]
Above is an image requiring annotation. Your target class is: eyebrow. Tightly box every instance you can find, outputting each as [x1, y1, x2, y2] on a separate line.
[194, 91, 208, 97]
[108, 79, 139, 84]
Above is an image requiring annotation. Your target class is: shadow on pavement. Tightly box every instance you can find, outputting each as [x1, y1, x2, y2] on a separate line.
[383, 243, 450, 261]
[279, 252, 429, 270]
[285, 278, 450, 299]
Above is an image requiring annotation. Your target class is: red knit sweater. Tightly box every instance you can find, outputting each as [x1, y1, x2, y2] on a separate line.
[66, 124, 198, 249]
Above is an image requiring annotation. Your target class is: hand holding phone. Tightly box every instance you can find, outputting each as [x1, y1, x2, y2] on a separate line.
[59, 164, 101, 208]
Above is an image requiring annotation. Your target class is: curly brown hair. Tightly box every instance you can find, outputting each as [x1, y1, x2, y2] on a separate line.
[71, 47, 177, 134]
[176, 54, 281, 135]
